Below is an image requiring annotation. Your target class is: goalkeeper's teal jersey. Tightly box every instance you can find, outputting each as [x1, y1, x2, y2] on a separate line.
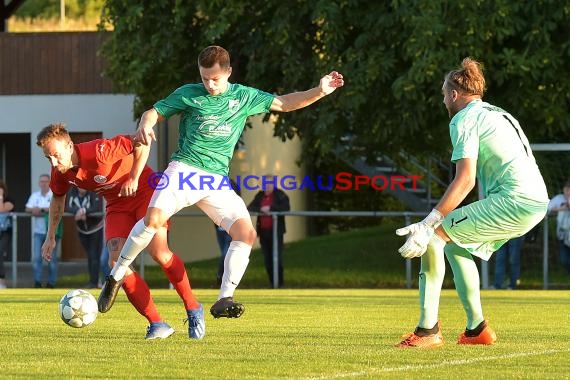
[154, 83, 275, 176]
[449, 99, 548, 202]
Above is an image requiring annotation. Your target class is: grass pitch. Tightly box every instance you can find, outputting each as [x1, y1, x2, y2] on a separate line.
[1, 288, 569, 379]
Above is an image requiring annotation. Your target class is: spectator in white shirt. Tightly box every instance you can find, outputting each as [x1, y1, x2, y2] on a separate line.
[25, 174, 61, 288]
[547, 180, 570, 274]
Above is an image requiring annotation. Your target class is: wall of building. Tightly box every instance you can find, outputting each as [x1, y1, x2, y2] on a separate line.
[0, 93, 146, 262]
[230, 115, 308, 245]
[0, 93, 147, 183]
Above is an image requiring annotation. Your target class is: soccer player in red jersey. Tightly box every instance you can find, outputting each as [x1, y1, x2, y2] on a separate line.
[36, 123, 205, 340]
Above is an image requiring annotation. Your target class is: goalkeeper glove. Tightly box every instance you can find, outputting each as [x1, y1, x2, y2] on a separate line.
[396, 209, 444, 259]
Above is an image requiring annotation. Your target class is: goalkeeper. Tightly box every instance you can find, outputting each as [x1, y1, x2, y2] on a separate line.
[395, 58, 548, 348]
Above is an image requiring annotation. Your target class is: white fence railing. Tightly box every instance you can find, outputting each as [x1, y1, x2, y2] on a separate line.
[1, 211, 555, 289]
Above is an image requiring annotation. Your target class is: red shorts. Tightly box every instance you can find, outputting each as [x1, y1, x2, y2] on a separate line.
[104, 191, 170, 241]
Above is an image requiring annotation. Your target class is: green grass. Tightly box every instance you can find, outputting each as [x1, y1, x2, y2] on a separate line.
[8, 224, 570, 378]
[191, 223, 409, 288]
[1, 289, 570, 379]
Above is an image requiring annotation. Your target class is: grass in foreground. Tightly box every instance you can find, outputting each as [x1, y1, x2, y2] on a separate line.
[1, 288, 569, 379]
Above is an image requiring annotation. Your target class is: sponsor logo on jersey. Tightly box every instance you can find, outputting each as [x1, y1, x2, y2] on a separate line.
[197, 119, 232, 137]
[94, 175, 107, 184]
[450, 216, 468, 228]
[228, 99, 240, 113]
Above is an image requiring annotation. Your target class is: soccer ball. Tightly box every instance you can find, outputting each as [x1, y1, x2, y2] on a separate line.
[59, 289, 98, 328]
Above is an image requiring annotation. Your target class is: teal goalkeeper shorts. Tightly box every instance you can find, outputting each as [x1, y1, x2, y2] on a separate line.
[441, 193, 548, 261]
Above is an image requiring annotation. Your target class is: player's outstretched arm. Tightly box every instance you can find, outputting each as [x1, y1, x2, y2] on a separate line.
[270, 71, 344, 112]
[135, 108, 165, 145]
[42, 193, 66, 261]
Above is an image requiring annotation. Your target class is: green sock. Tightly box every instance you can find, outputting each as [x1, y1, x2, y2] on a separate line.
[444, 243, 485, 330]
[418, 234, 446, 329]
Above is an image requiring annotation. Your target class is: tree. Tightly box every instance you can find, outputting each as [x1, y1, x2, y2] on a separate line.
[99, 0, 570, 230]
[100, 0, 570, 163]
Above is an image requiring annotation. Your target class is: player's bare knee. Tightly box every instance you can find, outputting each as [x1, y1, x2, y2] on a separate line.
[229, 219, 256, 245]
[234, 226, 256, 245]
[106, 238, 122, 266]
[148, 249, 172, 266]
[144, 209, 165, 229]
[245, 227, 257, 245]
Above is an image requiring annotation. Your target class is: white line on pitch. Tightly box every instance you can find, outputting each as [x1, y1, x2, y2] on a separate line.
[300, 349, 570, 379]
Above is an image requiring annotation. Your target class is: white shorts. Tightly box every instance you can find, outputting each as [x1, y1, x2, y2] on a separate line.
[149, 161, 250, 232]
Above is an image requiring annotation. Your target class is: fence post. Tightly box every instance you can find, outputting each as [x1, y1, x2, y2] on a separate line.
[543, 216, 549, 290]
[272, 213, 279, 289]
[405, 214, 412, 289]
[11, 213, 17, 288]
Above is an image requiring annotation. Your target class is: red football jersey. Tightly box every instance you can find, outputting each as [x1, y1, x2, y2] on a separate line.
[50, 135, 155, 207]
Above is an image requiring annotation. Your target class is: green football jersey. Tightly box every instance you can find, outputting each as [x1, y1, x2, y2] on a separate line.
[449, 99, 548, 202]
[154, 83, 275, 176]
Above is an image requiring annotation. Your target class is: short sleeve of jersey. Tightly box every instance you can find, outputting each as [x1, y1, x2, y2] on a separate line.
[153, 84, 205, 118]
[450, 108, 480, 163]
[240, 85, 275, 116]
[50, 167, 71, 196]
[96, 135, 134, 164]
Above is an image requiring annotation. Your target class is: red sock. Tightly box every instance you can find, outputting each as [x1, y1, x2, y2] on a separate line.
[122, 272, 162, 323]
[161, 253, 200, 310]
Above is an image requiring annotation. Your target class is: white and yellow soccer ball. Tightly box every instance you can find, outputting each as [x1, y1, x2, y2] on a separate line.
[59, 289, 98, 328]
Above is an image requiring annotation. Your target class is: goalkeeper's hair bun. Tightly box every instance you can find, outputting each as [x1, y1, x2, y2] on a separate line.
[444, 57, 486, 97]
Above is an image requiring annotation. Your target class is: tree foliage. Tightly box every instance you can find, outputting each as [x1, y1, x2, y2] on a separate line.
[100, 0, 570, 161]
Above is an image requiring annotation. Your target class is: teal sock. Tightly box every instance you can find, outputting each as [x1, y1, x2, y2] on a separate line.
[418, 234, 446, 329]
[444, 243, 485, 330]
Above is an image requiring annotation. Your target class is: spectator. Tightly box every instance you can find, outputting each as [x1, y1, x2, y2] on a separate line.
[493, 235, 525, 289]
[0, 180, 15, 289]
[248, 175, 290, 288]
[100, 244, 111, 281]
[66, 187, 104, 288]
[25, 174, 61, 288]
[214, 178, 240, 286]
[547, 181, 570, 274]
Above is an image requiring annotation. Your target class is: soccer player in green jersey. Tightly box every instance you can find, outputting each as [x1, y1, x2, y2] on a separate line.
[99, 45, 344, 318]
[395, 58, 548, 348]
